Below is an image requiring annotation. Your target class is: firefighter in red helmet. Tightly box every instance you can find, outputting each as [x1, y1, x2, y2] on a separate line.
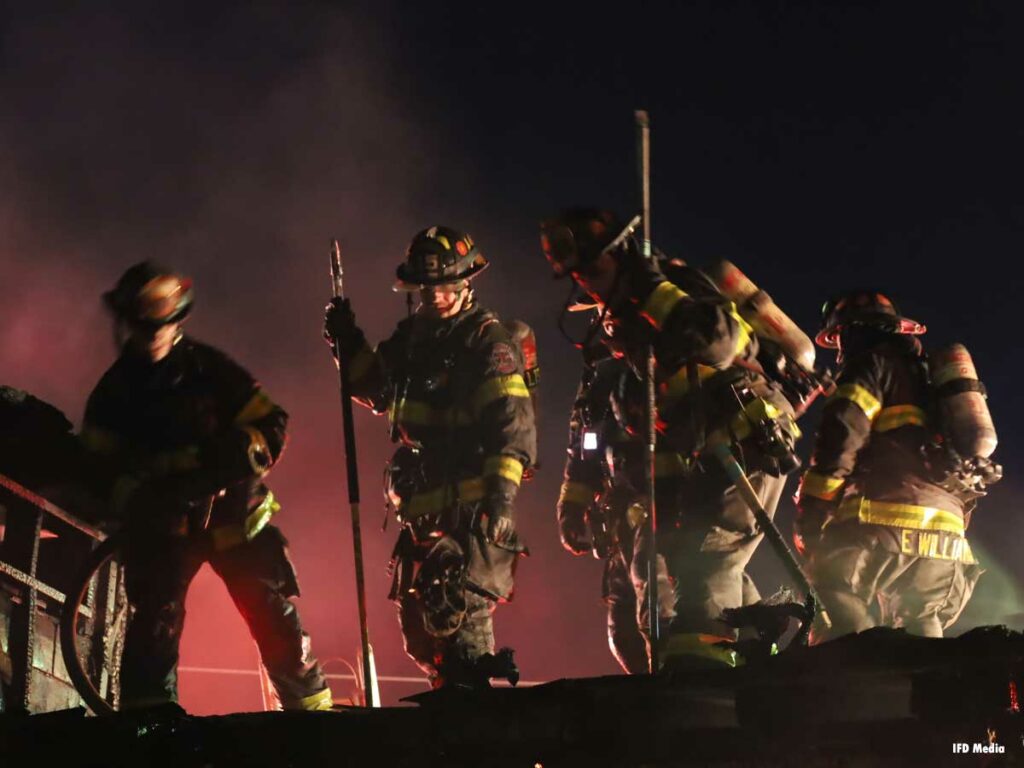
[795, 290, 995, 640]
[80, 262, 332, 711]
[324, 227, 537, 689]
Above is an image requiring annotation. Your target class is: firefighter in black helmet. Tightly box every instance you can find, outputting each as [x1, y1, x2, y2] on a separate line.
[80, 262, 332, 711]
[541, 210, 799, 669]
[794, 290, 986, 640]
[324, 227, 537, 689]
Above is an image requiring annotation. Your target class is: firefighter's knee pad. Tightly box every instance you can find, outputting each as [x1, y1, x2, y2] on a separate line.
[413, 536, 468, 638]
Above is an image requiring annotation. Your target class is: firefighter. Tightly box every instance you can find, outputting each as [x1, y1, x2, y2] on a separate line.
[80, 262, 331, 711]
[793, 291, 988, 640]
[541, 209, 799, 668]
[323, 226, 537, 689]
[558, 338, 761, 673]
[557, 343, 664, 674]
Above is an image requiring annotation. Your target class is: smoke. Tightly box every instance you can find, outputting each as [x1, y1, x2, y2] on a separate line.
[0, 3, 619, 711]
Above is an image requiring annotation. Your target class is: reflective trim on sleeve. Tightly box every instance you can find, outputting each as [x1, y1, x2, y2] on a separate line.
[80, 425, 120, 455]
[873, 405, 927, 432]
[389, 399, 473, 427]
[484, 455, 525, 486]
[836, 496, 965, 536]
[799, 470, 845, 502]
[726, 303, 754, 357]
[828, 383, 883, 421]
[641, 281, 689, 330]
[472, 374, 530, 415]
[559, 480, 597, 507]
[659, 364, 719, 406]
[233, 389, 276, 425]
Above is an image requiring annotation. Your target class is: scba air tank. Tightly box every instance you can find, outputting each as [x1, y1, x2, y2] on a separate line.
[930, 343, 997, 459]
[706, 259, 816, 373]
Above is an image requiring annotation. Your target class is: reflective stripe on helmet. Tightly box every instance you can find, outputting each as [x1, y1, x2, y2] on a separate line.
[828, 383, 882, 421]
[483, 455, 525, 486]
[873, 405, 927, 432]
[835, 496, 965, 536]
[641, 281, 689, 330]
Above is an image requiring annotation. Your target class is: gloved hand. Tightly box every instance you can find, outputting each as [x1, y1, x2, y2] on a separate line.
[484, 504, 516, 547]
[793, 496, 832, 558]
[323, 297, 366, 359]
[557, 502, 591, 556]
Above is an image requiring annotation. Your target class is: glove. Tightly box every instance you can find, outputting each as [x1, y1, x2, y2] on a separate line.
[323, 298, 366, 359]
[557, 502, 591, 556]
[484, 504, 516, 547]
[793, 496, 832, 558]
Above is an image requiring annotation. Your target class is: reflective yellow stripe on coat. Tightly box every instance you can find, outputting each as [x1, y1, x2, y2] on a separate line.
[472, 374, 530, 416]
[799, 470, 845, 502]
[828, 383, 882, 421]
[873, 405, 927, 432]
[642, 282, 689, 330]
[836, 496, 965, 536]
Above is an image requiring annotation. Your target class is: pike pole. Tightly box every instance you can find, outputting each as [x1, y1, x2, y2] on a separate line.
[636, 109, 660, 673]
[329, 239, 380, 707]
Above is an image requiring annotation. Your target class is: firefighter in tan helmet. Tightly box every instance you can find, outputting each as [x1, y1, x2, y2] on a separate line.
[795, 290, 1000, 640]
[324, 226, 537, 689]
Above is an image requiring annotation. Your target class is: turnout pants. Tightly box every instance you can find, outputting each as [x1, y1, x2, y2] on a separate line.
[632, 466, 787, 661]
[809, 521, 982, 642]
[121, 524, 329, 710]
[391, 513, 519, 687]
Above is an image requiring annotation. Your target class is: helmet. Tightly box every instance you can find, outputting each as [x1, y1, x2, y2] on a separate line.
[394, 226, 488, 291]
[816, 290, 925, 349]
[103, 261, 194, 326]
[540, 208, 623, 278]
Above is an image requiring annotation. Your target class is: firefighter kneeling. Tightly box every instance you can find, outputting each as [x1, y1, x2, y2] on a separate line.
[794, 291, 999, 640]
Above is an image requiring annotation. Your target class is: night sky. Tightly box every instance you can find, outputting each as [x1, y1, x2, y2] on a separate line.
[2, 2, 1022, 711]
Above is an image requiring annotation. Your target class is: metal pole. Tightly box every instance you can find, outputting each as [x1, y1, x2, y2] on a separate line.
[330, 239, 379, 707]
[636, 109, 659, 673]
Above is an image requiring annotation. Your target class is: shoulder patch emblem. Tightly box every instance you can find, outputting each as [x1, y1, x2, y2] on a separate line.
[489, 343, 517, 375]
